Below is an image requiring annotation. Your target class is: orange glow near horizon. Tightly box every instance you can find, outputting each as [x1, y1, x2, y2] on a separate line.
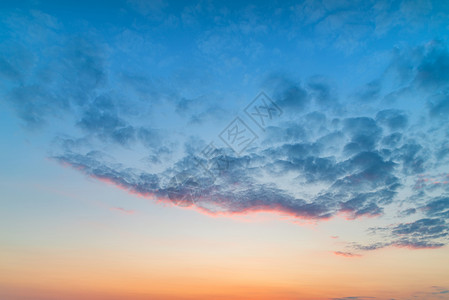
[2, 225, 449, 300]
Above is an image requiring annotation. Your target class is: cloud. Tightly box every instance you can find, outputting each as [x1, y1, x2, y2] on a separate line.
[333, 251, 361, 258]
[392, 142, 428, 175]
[307, 76, 339, 107]
[381, 40, 449, 114]
[51, 73, 431, 228]
[2, 7, 449, 255]
[375, 109, 408, 131]
[265, 75, 310, 111]
[392, 218, 446, 236]
[35, 56, 449, 252]
[262, 123, 307, 145]
[407, 285, 449, 299]
[54, 150, 339, 220]
[352, 208, 449, 251]
[110, 207, 136, 215]
[331, 297, 375, 300]
[423, 197, 449, 218]
[381, 133, 402, 148]
[414, 40, 449, 90]
[175, 96, 228, 125]
[1, 27, 106, 127]
[400, 207, 417, 216]
[77, 95, 136, 146]
[54, 151, 161, 197]
[343, 117, 382, 153]
[53, 111, 406, 222]
[7, 85, 64, 128]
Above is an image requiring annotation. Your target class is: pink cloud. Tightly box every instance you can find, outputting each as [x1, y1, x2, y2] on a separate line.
[110, 207, 135, 215]
[333, 251, 362, 258]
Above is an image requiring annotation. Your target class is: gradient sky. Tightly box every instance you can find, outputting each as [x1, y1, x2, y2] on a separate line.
[1, 1, 449, 299]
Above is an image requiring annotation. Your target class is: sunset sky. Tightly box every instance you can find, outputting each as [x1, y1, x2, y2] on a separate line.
[1, 1, 449, 299]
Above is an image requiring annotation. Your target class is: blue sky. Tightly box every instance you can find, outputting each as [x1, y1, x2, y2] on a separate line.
[1, 1, 449, 299]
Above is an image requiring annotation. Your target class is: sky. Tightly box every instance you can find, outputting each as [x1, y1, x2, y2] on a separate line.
[1, 0, 449, 299]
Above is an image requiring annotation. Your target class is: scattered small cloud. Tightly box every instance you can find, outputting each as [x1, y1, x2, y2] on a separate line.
[333, 251, 362, 258]
[110, 207, 136, 215]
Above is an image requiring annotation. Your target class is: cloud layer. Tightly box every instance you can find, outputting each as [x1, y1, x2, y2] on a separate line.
[1, 2, 449, 254]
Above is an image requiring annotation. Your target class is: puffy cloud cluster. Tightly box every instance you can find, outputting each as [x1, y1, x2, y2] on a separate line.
[1, 6, 449, 253]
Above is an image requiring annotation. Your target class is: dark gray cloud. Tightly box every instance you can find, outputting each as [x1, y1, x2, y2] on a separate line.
[423, 197, 449, 218]
[343, 117, 382, 153]
[352, 197, 449, 251]
[375, 109, 408, 131]
[307, 76, 339, 107]
[414, 40, 449, 89]
[264, 75, 309, 111]
[256, 54, 449, 252]
[52, 88, 436, 225]
[392, 142, 428, 175]
[77, 95, 135, 145]
[7, 85, 65, 128]
[53, 150, 337, 219]
[1, 35, 106, 128]
[381, 133, 402, 148]
[385, 40, 449, 91]
[331, 151, 400, 218]
[400, 207, 417, 217]
[379, 40, 449, 119]
[264, 74, 343, 113]
[262, 123, 307, 145]
[54, 152, 161, 196]
[53, 115, 407, 222]
[392, 218, 446, 235]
